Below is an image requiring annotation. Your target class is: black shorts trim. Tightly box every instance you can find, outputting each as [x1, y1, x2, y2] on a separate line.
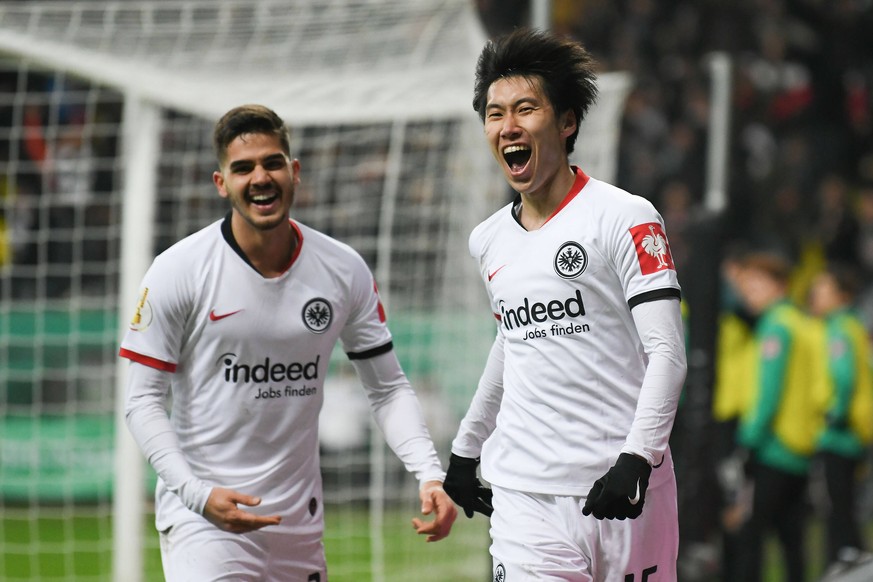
[628, 288, 681, 309]
[346, 341, 394, 360]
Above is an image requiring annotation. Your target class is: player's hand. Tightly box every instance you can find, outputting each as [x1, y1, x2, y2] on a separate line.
[411, 480, 457, 542]
[443, 454, 493, 518]
[202, 487, 282, 533]
[582, 453, 652, 520]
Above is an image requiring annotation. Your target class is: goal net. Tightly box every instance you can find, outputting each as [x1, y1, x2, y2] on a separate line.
[0, 1, 631, 581]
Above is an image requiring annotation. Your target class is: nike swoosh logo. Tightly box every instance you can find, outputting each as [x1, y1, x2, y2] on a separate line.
[487, 265, 506, 281]
[209, 309, 242, 322]
[628, 479, 641, 505]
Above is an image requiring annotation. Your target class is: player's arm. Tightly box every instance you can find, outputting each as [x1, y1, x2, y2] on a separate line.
[583, 297, 686, 520]
[349, 350, 457, 542]
[623, 297, 687, 462]
[124, 361, 281, 533]
[451, 331, 505, 455]
[443, 330, 504, 518]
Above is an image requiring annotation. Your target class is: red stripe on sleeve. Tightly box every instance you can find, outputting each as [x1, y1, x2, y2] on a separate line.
[118, 348, 177, 373]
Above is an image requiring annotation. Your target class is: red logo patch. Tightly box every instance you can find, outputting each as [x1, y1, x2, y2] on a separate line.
[629, 222, 675, 275]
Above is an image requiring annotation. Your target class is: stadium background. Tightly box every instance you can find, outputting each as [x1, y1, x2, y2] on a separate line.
[2, 0, 873, 580]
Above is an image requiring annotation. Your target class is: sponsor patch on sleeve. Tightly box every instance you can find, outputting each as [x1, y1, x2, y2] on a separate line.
[629, 222, 676, 275]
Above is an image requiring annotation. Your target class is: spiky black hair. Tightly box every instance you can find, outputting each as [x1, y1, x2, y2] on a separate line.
[472, 28, 598, 154]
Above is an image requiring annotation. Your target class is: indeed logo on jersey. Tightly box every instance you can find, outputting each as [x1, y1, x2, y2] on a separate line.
[220, 353, 320, 382]
[218, 353, 321, 400]
[498, 289, 586, 331]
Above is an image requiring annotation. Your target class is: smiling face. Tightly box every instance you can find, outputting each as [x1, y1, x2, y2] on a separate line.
[484, 75, 576, 200]
[213, 131, 300, 234]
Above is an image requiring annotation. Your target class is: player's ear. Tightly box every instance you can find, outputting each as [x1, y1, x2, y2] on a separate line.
[559, 109, 577, 139]
[213, 170, 229, 199]
[291, 158, 301, 186]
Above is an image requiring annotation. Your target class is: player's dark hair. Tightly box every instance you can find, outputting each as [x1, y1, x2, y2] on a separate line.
[213, 104, 291, 167]
[472, 28, 598, 154]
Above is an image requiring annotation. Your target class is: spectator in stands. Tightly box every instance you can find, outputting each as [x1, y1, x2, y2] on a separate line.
[711, 247, 758, 582]
[733, 251, 817, 582]
[808, 263, 873, 576]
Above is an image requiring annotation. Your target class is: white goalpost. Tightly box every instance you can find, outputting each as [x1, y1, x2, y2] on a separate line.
[0, 2, 631, 581]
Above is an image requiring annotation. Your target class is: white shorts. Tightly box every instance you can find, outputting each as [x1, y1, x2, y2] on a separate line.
[159, 518, 326, 582]
[489, 473, 678, 582]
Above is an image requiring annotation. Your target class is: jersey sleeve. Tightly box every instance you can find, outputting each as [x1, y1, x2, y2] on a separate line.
[124, 361, 212, 514]
[607, 195, 681, 308]
[350, 351, 446, 484]
[469, 219, 502, 317]
[451, 331, 505, 458]
[339, 251, 393, 359]
[623, 298, 686, 464]
[118, 252, 193, 371]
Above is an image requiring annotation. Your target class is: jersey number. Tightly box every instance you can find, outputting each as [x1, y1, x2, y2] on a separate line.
[625, 565, 657, 581]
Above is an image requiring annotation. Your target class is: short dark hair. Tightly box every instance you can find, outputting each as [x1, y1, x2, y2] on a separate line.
[213, 104, 291, 167]
[472, 28, 598, 154]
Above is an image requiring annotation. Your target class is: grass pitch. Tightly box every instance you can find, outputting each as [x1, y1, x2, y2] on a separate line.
[2, 503, 870, 581]
[0, 503, 491, 581]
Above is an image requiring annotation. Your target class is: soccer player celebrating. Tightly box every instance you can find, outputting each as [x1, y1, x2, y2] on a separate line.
[444, 29, 687, 581]
[119, 104, 456, 581]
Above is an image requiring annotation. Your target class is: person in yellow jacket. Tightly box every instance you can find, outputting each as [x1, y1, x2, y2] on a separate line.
[734, 252, 820, 582]
[809, 263, 873, 574]
[711, 250, 759, 582]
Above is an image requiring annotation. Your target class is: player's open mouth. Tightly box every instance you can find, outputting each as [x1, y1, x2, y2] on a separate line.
[503, 145, 531, 174]
[248, 191, 280, 207]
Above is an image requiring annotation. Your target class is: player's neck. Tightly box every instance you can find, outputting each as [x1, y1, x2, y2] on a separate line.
[517, 166, 576, 231]
[232, 216, 298, 278]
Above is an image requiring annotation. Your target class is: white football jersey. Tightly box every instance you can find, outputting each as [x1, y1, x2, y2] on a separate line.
[120, 217, 396, 532]
[470, 168, 681, 496]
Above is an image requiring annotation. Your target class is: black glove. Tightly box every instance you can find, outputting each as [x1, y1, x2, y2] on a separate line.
[443, 454, 493, 518]
[582, 453, 652, 520]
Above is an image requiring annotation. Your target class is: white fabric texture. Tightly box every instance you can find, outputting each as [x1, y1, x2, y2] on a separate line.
[452, 168, 686, 496]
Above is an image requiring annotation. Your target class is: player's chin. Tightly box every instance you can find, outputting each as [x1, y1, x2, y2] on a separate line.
[248, 209, 289, 231]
